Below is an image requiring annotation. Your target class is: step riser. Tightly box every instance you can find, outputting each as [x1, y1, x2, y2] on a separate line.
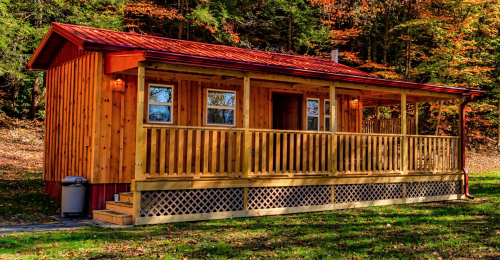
[93, 211, 132, 225]
[119, 195, 133, 203]
[106, 204, 133, 215]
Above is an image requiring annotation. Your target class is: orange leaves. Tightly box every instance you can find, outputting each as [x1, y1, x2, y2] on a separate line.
[223, 24, 239, 43]
[124, 2, 182, 22]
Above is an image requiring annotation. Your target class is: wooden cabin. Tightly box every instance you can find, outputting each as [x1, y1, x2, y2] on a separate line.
[27, 23, 482, 225]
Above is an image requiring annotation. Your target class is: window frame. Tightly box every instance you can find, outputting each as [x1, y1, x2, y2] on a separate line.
[206, 88, 237, 127]
[324, 99, 337, 132]
[306, 97, 320, 131]
[146, 83, 174, 124]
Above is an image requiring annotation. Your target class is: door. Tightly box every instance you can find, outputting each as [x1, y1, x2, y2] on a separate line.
[273, 93, 302, 130]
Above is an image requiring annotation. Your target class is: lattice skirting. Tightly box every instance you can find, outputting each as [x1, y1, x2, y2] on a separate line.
[139, 181, 462, 218]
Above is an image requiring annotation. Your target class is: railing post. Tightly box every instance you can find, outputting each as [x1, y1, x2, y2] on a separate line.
[414, 102, 419, 135]
[243, 76, 251, 177]
[330, 85, 337, 175]
[375, 105, 380, 133]
[401, 91, 408, 174]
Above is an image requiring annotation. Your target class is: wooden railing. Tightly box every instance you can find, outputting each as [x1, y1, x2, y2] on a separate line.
[407, 135, 460, 173]
[141, 126, 460, 178]
[336, 133, 402, 174]
[249, 130, 331, 175]
[363, 118, 416, 135]
[142, 126, 245, 176]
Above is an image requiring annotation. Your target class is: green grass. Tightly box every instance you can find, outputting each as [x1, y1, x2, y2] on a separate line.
[1, 173, 500, 259]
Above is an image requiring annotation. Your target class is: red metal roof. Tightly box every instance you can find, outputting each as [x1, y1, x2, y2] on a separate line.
[26, 23, 483, 96]
[31, 23, 374, 78]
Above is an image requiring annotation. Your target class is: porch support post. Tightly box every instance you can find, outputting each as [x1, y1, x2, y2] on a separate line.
[414, 103, 419, 135]
[135, 65, 146, 180]
[133, 64, 146, 225]
[330, 85, 337, 175]
[401, 91, 408, 174]
[375, 105, 380, 133]
[243, 76, 251, 177]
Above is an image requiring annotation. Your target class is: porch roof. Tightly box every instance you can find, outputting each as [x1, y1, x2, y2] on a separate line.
[27, 23, 483, 96]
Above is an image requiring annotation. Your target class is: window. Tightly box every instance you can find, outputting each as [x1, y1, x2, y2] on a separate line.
[147, 84, 173, 123]
[306, 98, 319, 131]
[206, 89, 236, 126]
[324, 99, 337, 132]
[325, 100, 331, 132]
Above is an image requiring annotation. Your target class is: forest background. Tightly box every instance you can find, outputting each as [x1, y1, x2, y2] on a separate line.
[1, 0, 499, 150]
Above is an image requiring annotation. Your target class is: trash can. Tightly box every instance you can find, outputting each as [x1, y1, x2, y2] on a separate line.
[61, 176, 88, 217]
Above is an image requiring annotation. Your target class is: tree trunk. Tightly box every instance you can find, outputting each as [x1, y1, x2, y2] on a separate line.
[31, 75, 41, 119]
[435, 101, 443, 135]
[288, 16, 292, 53]
[405, 0, 412, 80]
[498, 100, 500, 148]
[383, 12, 389, 64]
[178, 0, 185, 39]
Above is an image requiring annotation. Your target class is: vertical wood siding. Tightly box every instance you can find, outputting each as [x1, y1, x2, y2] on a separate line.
[44, 52, 100, 182]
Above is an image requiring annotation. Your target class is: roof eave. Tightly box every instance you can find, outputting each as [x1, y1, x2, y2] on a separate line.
[139, 50, 483, 96]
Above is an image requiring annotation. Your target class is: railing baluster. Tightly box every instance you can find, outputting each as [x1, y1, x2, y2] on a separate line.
[283, 133, 288, 173]
[254, 132, 260, 174]
[186, 130, 193, 175]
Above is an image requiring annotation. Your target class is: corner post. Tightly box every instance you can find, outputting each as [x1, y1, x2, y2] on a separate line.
[401, 91, 408, 174]
[133, 64, 146, 225]
[458, 99, 464, 170]
[243, 76, 251, 177]
[330, 85, 337, 175]
[414, 103, 419, 135]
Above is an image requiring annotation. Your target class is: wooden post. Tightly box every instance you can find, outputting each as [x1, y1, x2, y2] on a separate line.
[133, 65, 146, 225]
[458, 99, 463, 170]
[135, 65, 145, 180]
[243, 76, 251, 177]
[330, 85, 337, 175]
[401, 91, 408, 174]
[414, 103, 419, 135]
[375, 105, 380, 133]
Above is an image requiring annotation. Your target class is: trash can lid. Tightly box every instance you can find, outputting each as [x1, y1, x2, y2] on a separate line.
[61, 176, 89, 186]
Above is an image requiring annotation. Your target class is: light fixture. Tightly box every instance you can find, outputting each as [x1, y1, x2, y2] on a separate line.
[351, 97, 359, 108]
[113, 77, 124, 91]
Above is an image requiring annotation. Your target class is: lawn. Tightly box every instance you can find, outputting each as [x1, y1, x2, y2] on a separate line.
[0, 173, 498, 259]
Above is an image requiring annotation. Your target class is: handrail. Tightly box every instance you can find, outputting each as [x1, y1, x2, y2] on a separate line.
[143, 124, 245, 131]
[249, 129, 331, 134]
[407, 135, 459, 138]
[336, 132, 404, 137]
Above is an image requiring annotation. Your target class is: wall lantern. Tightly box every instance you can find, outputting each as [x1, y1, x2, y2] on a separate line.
[350, 97, 359, 108]
[113, 77, 125, 92]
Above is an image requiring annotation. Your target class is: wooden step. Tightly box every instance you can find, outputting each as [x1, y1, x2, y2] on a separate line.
[105, 201, 133, 215]
[119, 192, 133, 203]
[93, 210, 132, 225]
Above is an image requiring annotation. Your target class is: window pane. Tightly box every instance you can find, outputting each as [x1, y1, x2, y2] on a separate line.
[207, 108, 234, 125]
[325, 101, 330, 115]
[307, 100, 319, 115]
[148, 105, 171, 122]
[149, 86, 172, 103]
[207, 91, 235, 107]
[307, 116, 318, 131]
[325, 118, 330, 131]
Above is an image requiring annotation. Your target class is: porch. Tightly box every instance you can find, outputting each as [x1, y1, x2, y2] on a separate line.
[119, 62, 466, 225]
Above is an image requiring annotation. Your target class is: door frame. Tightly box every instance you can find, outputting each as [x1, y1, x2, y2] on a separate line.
[270, 90, 305, 130]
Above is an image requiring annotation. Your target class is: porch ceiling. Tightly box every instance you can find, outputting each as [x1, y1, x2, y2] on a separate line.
[118, 67, 464, 106]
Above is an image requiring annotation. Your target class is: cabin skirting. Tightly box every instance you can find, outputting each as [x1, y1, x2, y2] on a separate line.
[132, 175, 463, 225]
[45, 181, 130, 216]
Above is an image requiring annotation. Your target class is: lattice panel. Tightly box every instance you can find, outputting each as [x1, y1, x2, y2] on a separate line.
[334, 183, 404, 203]
[407, 181, 461, 198]
[140, 188, 244, 217]
[247, 186, 331, 210]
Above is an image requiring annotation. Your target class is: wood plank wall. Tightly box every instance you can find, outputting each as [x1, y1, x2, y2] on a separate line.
[44, 52, 100, 182]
